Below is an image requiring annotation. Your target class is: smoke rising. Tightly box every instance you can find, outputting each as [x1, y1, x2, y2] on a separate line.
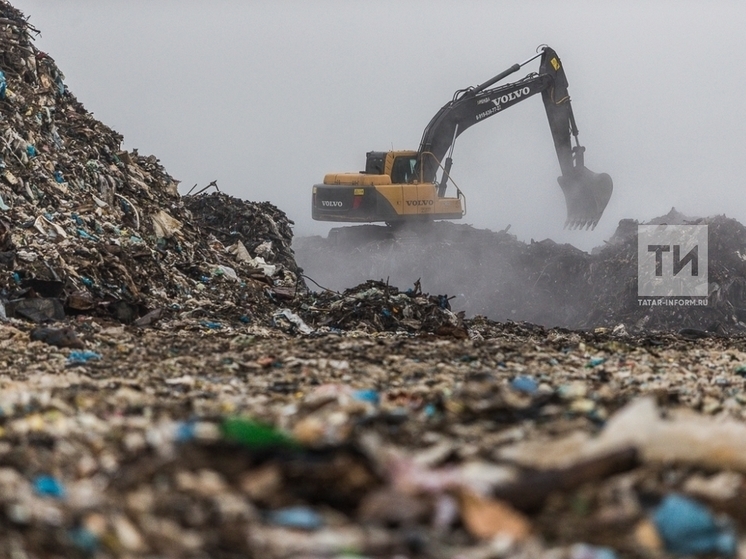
[295, 223, 591, 327]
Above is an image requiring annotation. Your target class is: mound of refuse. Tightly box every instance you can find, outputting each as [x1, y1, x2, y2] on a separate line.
[298, 279, 468, 337]
[295, 209, 746, 334]
[182, 192, 304, 300]
[0, 3, 300, 326]
[584, 210, 746, 333]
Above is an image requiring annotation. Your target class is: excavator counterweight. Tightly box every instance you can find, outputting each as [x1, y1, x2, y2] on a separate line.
[312, 46, 612, 230]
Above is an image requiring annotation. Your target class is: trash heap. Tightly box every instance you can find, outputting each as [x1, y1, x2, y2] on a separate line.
[0, 3, 300, 326]
[182, 191, 303, 295]
[295, 210, 746, 334]
[298, 279, 468, 337]
[6, 0, 746, 557]
[3, 316, 746, 558]
[585, 212, 746, 333]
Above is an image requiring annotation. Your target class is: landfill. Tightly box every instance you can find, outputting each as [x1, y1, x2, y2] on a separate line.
[296, 208, 746, 334]
[0, 1, 302, 328]
[3, 1, 746, 558]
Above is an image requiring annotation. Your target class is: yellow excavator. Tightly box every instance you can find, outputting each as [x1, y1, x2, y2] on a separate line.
[312, 46, 612, 230]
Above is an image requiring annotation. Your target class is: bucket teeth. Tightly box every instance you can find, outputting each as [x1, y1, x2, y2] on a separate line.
[564, 216, 601, 231]
[558, 167, 613, 232]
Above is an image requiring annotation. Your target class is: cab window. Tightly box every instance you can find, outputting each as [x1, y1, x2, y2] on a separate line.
[390, 157, 417, 184]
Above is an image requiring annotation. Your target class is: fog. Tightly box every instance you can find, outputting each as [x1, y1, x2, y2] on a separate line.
[11, 1, 746, 252]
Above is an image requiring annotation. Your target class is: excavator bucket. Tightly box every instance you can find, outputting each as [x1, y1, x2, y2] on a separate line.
[557, 166, 613, 230]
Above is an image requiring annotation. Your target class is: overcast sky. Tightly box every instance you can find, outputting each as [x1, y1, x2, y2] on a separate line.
[10, 1, 746, 250]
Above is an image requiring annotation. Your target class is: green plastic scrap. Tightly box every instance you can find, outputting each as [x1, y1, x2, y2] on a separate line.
[221, 417, 300, 450]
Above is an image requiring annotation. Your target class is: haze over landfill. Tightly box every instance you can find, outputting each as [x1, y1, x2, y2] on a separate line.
[11, 0, 746, 251]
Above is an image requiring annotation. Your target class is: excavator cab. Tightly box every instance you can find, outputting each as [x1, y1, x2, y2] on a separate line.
[390, 155, 418, 184]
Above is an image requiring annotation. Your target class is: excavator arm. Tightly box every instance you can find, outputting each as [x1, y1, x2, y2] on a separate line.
[417, 46, 612, 229]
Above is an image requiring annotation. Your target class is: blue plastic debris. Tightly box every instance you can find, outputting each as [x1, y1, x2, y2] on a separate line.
[33, 475, 65, 498]
[26, 145, 37, 158]
[239, 315, 251, 324]
[200, 320, 223, 330]
[68, 527, 98, 553]
[54, 170, 64, 183]
[510, 376, 538, 394]
[51, 128, 63, 149]
[67, 351, 102, 365]
[653, 494, 737, 557]
[76, 229, 99, 241]
[588, 356, 606, 367]
[569, 543, 618, 559]
[266, 506, 323, 530]
[80, 277, 94, 287]
[175, 421, 196, 443]
[0, 70, 6, 99]
[353, 389, 380, 405]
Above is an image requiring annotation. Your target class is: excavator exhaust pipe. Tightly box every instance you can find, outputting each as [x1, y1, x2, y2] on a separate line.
[558, 166, 613, 230]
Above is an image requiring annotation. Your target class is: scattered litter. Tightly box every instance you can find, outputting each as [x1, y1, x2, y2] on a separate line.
[66, 350, 101, 364]
[652, 494, 737, 557]
[274, 309, 313, 334]
[221, 417, 299, 450]
[266, 506, 324, 530]
[29, 326, 84, 348]
[510, 376, 538, 394]
[569, 543, 619, 559]
[33, 475, 65, 499]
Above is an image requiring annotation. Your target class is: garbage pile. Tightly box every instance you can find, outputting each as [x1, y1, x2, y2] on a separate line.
[295, 210, 746, 334]
[297, 279, 468, 337]
[585, 212, 746, 333]
[0, 3, 300, 326]
[7, 0, 746, 557]
[3, 314, 746, 558]
[182, 191, 303, 296]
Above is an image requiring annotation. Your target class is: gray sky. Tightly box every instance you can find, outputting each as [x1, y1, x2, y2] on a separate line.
[11, 1, 746, 250]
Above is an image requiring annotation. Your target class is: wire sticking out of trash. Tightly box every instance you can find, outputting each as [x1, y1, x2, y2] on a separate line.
[301, 274, 340, 295]
[185, 180, 220, 197]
